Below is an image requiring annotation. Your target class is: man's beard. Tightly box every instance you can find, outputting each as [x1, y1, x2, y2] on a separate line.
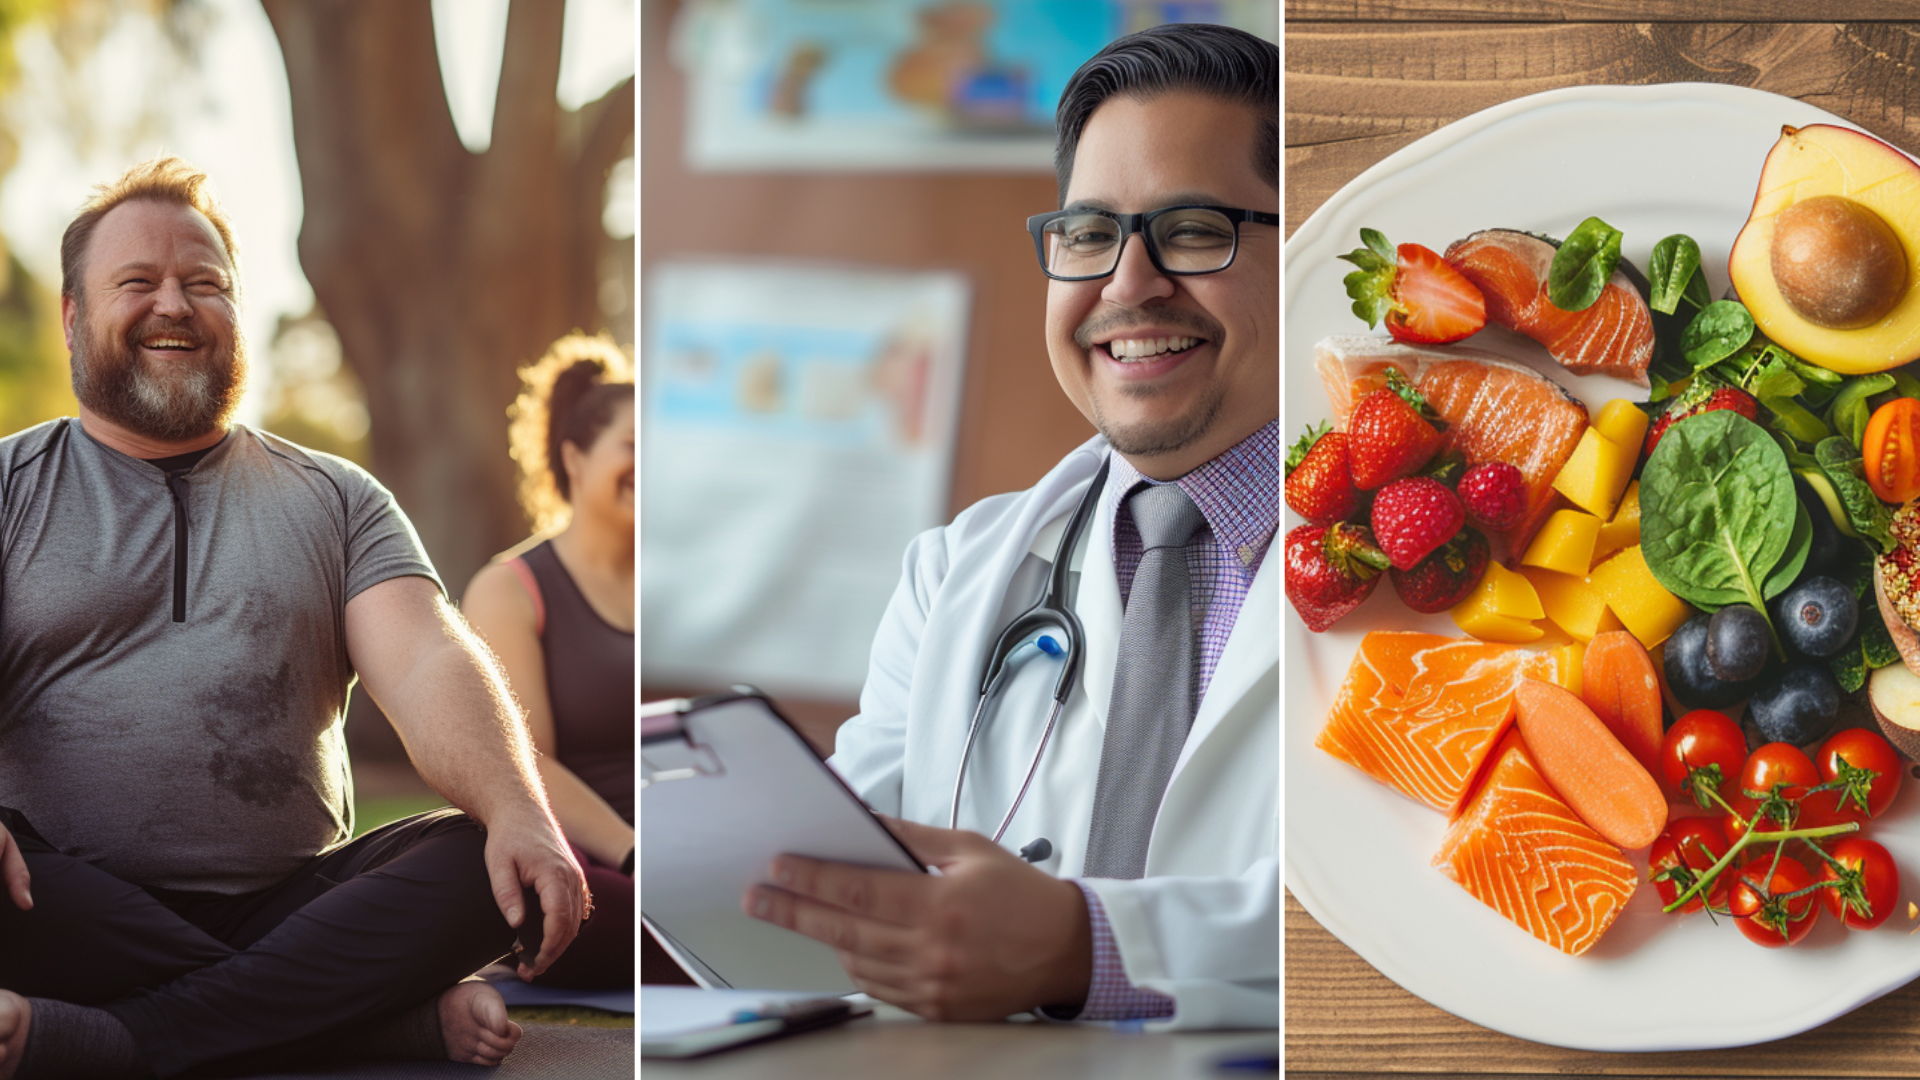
[1073, 307, 1226, 458]
[71, 305, 246, 443]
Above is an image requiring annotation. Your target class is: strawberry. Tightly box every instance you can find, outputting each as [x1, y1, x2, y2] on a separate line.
[1645, 385, 1756, 459]
[1370, 476, 1465, 570]
[1339, 228, 1487, 345]
[1456, 461, 1527, 531]
[1284, 522, 1390, 632]
[1347, 370, 1445, 490]
[1285, 423, 1359, 523]
[1390, 527, 1489, 614]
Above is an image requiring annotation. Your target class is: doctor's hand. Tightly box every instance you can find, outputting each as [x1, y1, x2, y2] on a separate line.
[743, 817, 1092, 1021]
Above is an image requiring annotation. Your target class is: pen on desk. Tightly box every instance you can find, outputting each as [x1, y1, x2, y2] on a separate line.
[1213, 1050, 1279, 1073]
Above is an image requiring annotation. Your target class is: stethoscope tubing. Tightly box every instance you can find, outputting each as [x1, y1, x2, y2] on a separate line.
[948, 457, 1110, 850]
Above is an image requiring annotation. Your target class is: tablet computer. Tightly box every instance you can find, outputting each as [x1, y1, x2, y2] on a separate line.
[640, 688, 924, 992]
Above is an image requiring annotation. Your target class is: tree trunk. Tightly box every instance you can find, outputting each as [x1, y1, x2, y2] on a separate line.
[260, 0, 633, 593]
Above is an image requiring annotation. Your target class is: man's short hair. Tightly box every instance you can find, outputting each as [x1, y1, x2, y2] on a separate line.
[1053, 23, 1278, 205]
[60, 156, 240, 299]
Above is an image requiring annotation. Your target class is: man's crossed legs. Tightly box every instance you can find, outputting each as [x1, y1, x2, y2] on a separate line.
[0, 806, 535, 1078]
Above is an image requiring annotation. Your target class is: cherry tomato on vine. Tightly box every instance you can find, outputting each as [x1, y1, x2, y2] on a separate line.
[1724, 743, 1820, 846]
[1812, 727, 1904, 823]
[1650, 818, 1731, 913]
[1818, 837, 1900, 930]
[1730, 855, 1820, 948]
[1863, 397, 1920, 504]
[1661, 710, 1747, 809]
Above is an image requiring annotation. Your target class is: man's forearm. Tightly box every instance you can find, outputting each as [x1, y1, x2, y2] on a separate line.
[376, 615, 551, 831]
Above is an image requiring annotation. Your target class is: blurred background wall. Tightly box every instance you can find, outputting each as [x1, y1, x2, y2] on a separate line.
[638, 0, 1276, 751]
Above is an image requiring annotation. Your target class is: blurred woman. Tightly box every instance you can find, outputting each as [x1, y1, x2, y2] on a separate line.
[464, 334, 634, 989]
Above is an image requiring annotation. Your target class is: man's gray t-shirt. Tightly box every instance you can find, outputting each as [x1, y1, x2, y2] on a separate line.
[0, 419, 441, 894]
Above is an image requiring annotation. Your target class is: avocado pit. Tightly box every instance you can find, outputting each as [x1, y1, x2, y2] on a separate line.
[1769, 194, 1907, 330]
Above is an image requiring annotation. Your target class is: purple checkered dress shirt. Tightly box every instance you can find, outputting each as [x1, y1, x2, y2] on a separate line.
[1063, 420, 1279, 1021]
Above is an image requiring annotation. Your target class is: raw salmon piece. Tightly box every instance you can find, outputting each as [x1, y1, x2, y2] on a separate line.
[1316, 634, 1558, 815]
[1314, 336, 1589, 555]
[1432, 729, 1638, 956]
[1444, 230, 1654, 387]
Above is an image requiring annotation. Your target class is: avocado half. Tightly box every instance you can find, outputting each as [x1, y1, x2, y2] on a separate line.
[1728, 124, 1920, 375]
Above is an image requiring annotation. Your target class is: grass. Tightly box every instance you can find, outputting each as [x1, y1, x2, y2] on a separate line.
[352, 793, 635, 1031]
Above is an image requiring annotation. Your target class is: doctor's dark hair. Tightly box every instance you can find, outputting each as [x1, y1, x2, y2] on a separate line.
[1052, 23, 1278, 205]
[508, 332, 634, 533]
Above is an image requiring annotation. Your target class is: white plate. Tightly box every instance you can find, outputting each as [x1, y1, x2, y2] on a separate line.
[1284, 83, 1920, 1052]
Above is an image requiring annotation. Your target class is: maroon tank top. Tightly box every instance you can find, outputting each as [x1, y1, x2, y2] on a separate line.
[513, 541, 634, 822]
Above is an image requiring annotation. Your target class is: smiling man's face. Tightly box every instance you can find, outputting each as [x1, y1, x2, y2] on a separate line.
[1045, 90, 1277, 480]
[62, 197, 244, 443]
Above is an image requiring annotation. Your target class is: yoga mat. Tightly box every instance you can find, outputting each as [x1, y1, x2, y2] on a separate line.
[231, 1022, 634, 1079]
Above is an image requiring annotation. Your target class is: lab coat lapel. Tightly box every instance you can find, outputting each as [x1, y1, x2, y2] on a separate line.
[1075, 478, 1122, 736]
[1170, 533, 1278, 781]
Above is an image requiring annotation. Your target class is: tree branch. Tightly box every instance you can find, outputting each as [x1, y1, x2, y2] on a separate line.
[490, 0, 564, 159]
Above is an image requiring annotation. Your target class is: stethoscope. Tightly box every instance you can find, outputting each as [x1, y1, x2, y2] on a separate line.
[948, 458, 1110, 865]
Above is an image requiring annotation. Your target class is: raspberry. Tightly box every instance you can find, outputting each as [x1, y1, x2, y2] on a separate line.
[1456, 462, 1527, 532]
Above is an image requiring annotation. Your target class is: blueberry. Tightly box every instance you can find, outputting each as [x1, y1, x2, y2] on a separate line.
[1775, 576, 1859, 658]
[1748, 664, 1841, 747]
[1664, 613, 1758, 710]
[1705, 605, 1770, 683]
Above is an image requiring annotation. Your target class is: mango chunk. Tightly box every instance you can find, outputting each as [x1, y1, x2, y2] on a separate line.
[1592, 481, 1642, 564]
[1450, 604, 1547, 644]
[1551, 428, 1637, 520]
[1520, 510, 1604, 576]
[1592, 399, 1650, 452]
[1451, 562, 1546, 643]
[1552, 641, 1587, 697]
[1588, 545, 1692, 649]
[1520, 566, 1617, 642]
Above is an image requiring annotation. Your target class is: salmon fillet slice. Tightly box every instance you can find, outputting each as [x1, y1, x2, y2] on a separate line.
[1313, 336, 1589, 556]
[1432, 729, 1638, 957]
[1444, 229, 1654, 387]
[1316, 634, 1558, 815]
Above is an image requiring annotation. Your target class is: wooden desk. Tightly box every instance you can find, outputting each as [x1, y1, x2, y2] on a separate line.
[1286, 4, 1920, 1075]
[644, 1003, 1277, 1079]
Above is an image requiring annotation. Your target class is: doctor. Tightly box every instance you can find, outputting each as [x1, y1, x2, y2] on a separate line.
[745, 23, 1277, 1028]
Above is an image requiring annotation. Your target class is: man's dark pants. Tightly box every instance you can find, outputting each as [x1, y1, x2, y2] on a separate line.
[0, 805, 520, 1078]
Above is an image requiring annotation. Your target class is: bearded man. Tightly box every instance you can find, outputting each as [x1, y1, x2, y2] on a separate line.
[0, 158, 586, 1078]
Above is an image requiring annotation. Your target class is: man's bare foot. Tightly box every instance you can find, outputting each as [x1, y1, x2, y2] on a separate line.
[438, 979, 520, 1066]
[0, 991, 29, 1080]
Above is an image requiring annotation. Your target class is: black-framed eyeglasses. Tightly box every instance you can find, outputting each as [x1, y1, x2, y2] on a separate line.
[1026, 205, 1279, 281]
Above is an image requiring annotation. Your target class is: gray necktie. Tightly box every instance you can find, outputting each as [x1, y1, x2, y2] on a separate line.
[1082, 481, 1205, 880]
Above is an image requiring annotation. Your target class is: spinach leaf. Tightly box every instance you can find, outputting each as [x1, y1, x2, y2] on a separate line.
[1641, 411, 1799, 612]
[1864, 609, 1903, 668]
[1683, 265, 1713, 311]
[1681, 301, 1756, 371]
[1548, 217, 1624, 313]
[1775, 346, 1843, 387]
[1647, 235, 1702, 316]
[1829, 373, 1897, 447]
[1830, 638, 1869, 693]
[1814, 436, 1897, 554]
[1747, 354, 1805, 402]
[1762, 499, 1812, 600]
[1774, 430, 1820, 470]
[1894, 369, 1920, 400]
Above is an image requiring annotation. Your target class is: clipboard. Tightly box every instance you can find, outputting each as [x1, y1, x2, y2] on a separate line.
[640, 688, 924, 992]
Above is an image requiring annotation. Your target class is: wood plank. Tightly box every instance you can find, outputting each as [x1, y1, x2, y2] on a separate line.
[1286, 892, 1920, 1076]
[1286, 1, 1920, 21]
[1286, 22, 1920, 233]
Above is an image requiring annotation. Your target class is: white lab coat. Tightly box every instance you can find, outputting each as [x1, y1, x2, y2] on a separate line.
[830, 434, 1278, 1030]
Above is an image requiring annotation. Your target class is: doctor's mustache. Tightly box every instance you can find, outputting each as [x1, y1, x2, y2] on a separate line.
[1073, 309, 1225, 351]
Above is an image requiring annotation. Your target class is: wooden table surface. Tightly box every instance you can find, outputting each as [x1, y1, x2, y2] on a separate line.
[1286, 3, 1920, 1076]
